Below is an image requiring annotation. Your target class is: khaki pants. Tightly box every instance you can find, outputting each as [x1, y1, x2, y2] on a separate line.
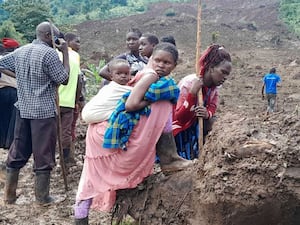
[266, 93, 276, 113]
[60, 107, 74, 150]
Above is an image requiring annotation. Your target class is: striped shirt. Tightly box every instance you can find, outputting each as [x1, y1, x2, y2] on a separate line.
[0, 39, 68, 119]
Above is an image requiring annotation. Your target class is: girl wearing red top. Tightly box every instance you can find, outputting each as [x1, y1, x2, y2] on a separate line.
[172, 44, 232, 159]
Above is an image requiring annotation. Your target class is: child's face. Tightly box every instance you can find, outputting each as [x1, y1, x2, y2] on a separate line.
[208, 60, 232, 86]
[151, 50, 176, 77]
[126, 32, 140, 52]
[110, 63, 131, 85]
[139, 37, 154, 58]
[68, 37, 80, 52]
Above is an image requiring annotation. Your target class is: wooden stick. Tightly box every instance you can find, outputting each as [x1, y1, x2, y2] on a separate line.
[48, 19, 68, 191]
[196, 0, 204, 151]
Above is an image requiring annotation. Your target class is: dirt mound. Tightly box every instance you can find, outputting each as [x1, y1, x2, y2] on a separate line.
[192, 111, 300, 224]
[113, 111, 300, 225]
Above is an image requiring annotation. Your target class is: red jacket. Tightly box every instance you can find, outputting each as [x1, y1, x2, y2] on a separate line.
[172, 74, 218, 136]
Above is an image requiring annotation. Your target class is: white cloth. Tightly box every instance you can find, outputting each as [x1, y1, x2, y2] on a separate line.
[82, 81, 132, 124]
[0, 73, 16, 88]
[0, 55, 16, 88]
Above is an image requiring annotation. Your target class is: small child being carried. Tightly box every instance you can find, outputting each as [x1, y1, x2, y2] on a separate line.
[81, 58, 132, 124]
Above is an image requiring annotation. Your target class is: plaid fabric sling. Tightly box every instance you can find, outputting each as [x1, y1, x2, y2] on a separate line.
[103, 76, 179, 150]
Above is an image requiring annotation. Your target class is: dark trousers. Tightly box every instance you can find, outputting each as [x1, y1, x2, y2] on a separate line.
[0, 87, 17, 149]
[60, 107, 74, 149]
[7, 110, 57, 172]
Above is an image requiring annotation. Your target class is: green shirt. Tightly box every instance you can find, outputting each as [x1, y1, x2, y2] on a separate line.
[58, 48, 80, 108]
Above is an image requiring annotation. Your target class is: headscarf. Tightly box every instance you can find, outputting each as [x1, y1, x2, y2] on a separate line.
[198, 45, 231, 77]
[2, 38, 20, 49]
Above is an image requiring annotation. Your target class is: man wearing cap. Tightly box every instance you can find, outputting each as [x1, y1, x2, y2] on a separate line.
[0, 21, 69, 205]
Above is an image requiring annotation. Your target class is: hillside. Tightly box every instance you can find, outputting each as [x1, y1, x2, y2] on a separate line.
[76, 0, 299, 78]
[1, 0, 300, 224]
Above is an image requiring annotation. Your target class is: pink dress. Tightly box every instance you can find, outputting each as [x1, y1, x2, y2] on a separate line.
[76, 100, 172, 212]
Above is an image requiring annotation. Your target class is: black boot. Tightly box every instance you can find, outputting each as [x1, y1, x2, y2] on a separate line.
[4, 167, 19, 204]
[74, 217, 88, 225]
[34, 170, 55, 205]
[156, 133, 194, 173]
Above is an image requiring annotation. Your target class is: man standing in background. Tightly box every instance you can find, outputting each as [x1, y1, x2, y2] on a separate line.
[262, 67, 281, 114]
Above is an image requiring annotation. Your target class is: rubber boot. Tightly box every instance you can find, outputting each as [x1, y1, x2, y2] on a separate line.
[34, 170, 55, 205]
[74, 217, 89, 225]
[4, 167, 19, 204]
[156, 132, 194, 173]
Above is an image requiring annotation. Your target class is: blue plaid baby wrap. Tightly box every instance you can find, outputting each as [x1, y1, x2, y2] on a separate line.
[103, 76, 179, 150]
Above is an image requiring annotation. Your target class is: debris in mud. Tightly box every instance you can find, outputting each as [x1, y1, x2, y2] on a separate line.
[115, 112, 300, 225]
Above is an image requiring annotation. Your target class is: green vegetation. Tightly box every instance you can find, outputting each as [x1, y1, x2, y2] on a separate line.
[82, 59, 106, 100]
[280, 0, 300, 37]
[0, 0, 192, 43]
[1, 0, 299, 43]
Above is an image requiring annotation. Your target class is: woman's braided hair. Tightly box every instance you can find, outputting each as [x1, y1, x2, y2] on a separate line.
[199, 44, 231, 77]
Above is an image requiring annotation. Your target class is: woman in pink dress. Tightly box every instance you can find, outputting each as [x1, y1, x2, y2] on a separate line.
[74, 43, 191, 224]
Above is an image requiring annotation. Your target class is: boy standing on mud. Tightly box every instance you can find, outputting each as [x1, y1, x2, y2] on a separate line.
[261, 68, 281, 114]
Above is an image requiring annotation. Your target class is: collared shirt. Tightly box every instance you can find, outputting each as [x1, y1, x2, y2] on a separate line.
[0, 39, 68, 119]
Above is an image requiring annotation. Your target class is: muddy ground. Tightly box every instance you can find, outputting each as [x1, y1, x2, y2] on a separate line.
[1, 0, 300, 224]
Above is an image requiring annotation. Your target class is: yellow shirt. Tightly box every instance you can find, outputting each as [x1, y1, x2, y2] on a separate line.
[58, 48, 81, 108]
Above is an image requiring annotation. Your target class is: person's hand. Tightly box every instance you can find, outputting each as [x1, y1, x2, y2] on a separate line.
[194, 105, 209, 119]
[55, 38, 68, 52]
[189, 77, 203, 96]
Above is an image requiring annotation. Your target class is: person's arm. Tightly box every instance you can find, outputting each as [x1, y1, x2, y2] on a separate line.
[174, 77, 203, 123]
[277, 75, 282, 87]
[125, 71, 158, 112]
[46, 48, 69, 85]
[99, 64, 112, 81]
[0, 69, 15, 78]
[174, 91, 198, 123]
[56, 40, 70, 85]
[0, 51, 16, 78]
[100, 54, 127, 81]
[261, 83, 265, 100]
[206, 91, 217, 118]
[195, 90, 218, 119]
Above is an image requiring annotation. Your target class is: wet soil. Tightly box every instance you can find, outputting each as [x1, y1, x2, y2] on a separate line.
[1, 0, 300, 224]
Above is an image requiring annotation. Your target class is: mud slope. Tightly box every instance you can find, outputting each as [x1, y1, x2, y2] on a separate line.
[1, 0, 300, 224]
